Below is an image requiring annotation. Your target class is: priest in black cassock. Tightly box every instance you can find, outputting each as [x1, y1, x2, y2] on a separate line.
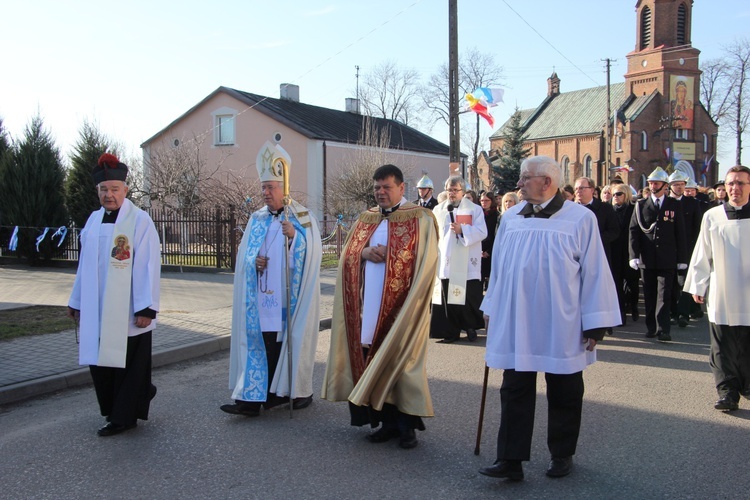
[68, 153, 161, 437]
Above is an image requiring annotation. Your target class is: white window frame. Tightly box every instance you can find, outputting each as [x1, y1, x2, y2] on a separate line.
[561, 156, 570, 182]
[641, 131, 648, 150]
[675, 129, 688, 140]
[211, 106, 238, 146]
[703, 133, 709, 152]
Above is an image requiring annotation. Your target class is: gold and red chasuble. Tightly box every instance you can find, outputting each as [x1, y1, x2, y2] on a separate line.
[341, 207, 420, 384]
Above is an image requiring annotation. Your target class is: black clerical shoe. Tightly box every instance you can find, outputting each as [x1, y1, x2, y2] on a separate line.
[657, 332, 672, 342]
[398, 428, 418, 449]
[478, 460, 524, 481]
[437, 337, 459, 344]
[631, 308, 640, 322]
[292, 395, 313, 410]
[466, 329, 478, 342]
[678, 316, 688, 328]
[262, 395, 290, 410]
[97, 422, 137, 437]
[366, 427, 400, 443]
[645, 331, 658, 338]
[149, 385, 157, 401]
[220, 403, 260, 417]
[546, 456, 573, 478]
[714, 395, 739, 411]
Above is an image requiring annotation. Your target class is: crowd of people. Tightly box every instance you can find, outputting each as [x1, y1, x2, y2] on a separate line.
[67, 150, 749, 484]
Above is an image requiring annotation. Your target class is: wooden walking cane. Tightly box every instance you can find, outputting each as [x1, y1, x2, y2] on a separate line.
[474, 363, 490, 455]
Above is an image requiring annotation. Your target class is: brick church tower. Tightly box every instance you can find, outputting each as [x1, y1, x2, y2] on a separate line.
[622, 0, 717, 185]
[486, 0, 718, 190]
[624, 0, 701, 98]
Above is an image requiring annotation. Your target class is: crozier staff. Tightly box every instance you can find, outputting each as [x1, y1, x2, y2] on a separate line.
[221, 141, 322, 417]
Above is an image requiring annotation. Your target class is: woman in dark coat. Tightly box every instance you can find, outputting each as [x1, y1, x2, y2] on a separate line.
[611, 185, 640, 323]
[479, 192, 498, 291]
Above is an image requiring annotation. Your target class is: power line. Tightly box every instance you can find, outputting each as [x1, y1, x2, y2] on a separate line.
[501, 0, 602, 87]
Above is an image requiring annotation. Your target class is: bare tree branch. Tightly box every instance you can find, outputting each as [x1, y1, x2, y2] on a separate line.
[422, 47, 504, 191]
[359, 61, 421, 126]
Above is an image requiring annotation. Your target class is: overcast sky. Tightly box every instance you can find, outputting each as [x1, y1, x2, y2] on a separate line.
[1, 0, 748, 178]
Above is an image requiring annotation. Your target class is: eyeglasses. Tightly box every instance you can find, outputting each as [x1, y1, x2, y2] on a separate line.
[726, 181, 748, 187]
[613, 192, 626, 196]
[447, 188, 463, 193]
[518, 175, 547, 184]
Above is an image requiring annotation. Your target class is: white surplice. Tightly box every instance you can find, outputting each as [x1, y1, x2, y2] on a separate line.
[68, 199, 161, 366]
[481, 201, 620, 374]
[433, 198, 487, 281]
[683, 206, 750, 326]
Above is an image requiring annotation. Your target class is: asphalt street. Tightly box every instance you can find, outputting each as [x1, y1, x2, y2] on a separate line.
[2, 315, 750, 499]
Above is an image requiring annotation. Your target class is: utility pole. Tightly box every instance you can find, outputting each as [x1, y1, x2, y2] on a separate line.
[448, 0, 461, 176]
[603, 58, 613, 183]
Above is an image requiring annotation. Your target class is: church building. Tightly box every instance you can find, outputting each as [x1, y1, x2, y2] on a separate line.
[484, 0, 718, 190]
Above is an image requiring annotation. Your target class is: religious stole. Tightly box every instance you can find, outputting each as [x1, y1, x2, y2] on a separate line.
[97, 208, 137, 368]
[341, 209, 420, 384]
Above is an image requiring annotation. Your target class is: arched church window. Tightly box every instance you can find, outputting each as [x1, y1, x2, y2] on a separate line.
[641, 7, 652, 49]
[677, 3, 688, 45]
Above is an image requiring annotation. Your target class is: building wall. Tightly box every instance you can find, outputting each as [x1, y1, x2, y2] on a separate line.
[323, 142, 451, 204]
[143, 91, 453, 219]
[142, 92, 313, 202]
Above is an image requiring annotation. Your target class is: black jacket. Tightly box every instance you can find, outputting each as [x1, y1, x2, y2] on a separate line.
[583, 198, 619, 265]
[413, 197, 438, 210]
[672, 195, 703, 251]
[629, 196, 687, 269]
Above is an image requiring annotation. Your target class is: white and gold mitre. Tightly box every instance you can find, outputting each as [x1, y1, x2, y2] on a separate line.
[255, 141, 291, 183]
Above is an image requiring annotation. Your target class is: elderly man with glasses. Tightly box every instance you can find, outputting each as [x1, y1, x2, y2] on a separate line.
[479, 156, 620, 481]
[430, 175, 488, 343]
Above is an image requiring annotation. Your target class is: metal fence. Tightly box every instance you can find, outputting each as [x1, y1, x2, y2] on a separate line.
[0, 209, 352, 270]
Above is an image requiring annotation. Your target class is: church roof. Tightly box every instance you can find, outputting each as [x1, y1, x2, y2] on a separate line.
[492, 82, 632, 141]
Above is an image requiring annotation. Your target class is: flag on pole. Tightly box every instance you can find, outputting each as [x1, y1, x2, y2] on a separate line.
[701, 155, 713, 175]
[464, 87, 504, 128]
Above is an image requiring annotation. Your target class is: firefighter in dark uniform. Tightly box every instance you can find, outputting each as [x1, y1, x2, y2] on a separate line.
[628, 167, 688, 342]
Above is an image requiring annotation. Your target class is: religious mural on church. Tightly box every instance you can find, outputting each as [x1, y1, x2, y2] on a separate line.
[670, 75, 695, 131]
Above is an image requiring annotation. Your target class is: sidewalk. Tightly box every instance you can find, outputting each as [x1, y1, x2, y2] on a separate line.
[0, 265, 338, 405]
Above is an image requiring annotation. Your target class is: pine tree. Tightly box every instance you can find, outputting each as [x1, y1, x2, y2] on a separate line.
[0, 115, 68, 263]
[492, 108, 531, 193]
[0, 118, 10, 157]
[66, 122, 113, 228]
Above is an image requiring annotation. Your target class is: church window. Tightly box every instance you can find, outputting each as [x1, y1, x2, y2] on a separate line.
[703, 133, 709, 152]
[640, 7, 652, 50]
[583, 155, 592, 178]
[641, 131, 648, 151]
[677, 3, 687, 45]
[561, 156, 570, 181]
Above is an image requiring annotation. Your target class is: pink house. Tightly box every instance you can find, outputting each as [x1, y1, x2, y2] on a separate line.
[141, 85, 459, 220]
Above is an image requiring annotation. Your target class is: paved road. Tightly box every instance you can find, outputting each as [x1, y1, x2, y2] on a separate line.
[2, 265, 750, 498]
[2, 321, 749, 499]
